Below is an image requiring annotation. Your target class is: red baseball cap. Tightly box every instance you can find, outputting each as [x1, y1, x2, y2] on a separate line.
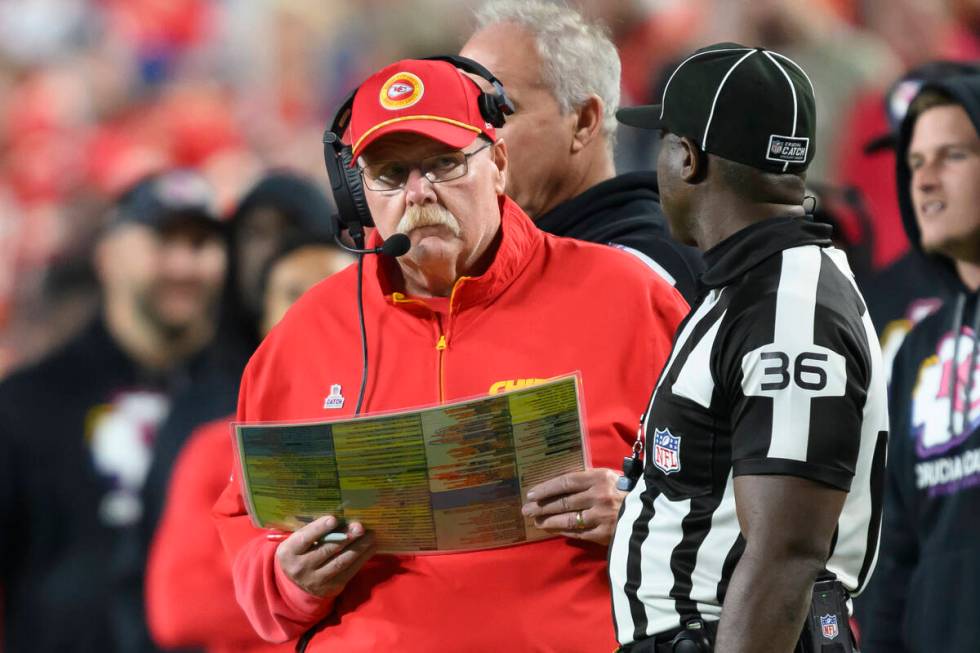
[348, 59, 496, 159]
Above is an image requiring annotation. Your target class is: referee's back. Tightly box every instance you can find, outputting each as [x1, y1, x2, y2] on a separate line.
[608, 219, 888, 644]
[609, 41, 888, 651]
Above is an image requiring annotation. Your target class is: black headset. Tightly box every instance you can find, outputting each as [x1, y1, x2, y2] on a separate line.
[321, 54, 514, 247]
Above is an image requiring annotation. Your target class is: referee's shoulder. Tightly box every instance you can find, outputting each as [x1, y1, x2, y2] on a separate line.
[727, 243, 866, 325]
[722, 244, 821, 309]
[809, 245, 869, 320]
[723, 254, 783, 316]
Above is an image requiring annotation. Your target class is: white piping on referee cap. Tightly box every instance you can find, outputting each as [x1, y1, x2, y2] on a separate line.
[763, 51, 798, 172]
[658, 47, 753, 120]
[768, 51, 814, 97]
[702, 49, 757, 151]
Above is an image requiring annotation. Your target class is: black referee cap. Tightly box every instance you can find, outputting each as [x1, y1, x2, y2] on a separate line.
[618, 42, 816, 174]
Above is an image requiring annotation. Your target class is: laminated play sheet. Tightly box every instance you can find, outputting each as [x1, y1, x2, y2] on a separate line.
[233, 374, 588, 554]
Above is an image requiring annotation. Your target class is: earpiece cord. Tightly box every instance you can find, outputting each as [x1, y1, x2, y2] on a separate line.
[354, 254, 368, 416]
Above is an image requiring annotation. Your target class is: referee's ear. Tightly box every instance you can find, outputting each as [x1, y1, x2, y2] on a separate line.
[678, 135, 707, 185]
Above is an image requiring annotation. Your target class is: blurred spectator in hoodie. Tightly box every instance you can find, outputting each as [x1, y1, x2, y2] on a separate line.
[849, 62, 979, 376]
[0, 169, 226, 653]
[858, 72, 980, 652]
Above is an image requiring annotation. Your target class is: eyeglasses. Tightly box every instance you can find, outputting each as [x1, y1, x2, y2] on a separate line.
[360, 142, 492, 192]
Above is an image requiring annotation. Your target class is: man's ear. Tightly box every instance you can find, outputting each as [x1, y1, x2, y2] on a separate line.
[570, 95, 604, 153]
[491, 138, 508, 195]
[679, 136, 706, 184]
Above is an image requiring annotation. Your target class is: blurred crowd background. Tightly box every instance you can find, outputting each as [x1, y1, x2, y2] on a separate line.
[2, 0, 980, 379]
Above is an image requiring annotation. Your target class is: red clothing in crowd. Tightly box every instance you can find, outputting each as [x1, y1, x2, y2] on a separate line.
[213, 196, 688, 652]
[833, 89, 906, 269]
[146, 416, 291, 653]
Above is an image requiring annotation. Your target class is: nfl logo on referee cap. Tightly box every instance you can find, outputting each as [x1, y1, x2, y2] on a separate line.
[820, 614, 839, 640]
[653, 428, 681, 475]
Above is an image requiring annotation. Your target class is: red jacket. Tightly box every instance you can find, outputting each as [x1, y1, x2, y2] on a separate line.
[214, 197, 688, 652]
[146, 416, 291, 653]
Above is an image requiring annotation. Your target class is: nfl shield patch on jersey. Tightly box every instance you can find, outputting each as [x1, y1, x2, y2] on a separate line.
[653, 428, 681, 475]
[820, 614, 839, 640]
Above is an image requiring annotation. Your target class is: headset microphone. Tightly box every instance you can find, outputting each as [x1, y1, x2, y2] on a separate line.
[333, 232, 411, 257]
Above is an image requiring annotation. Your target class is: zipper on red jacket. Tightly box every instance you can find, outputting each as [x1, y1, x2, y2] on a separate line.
[392, 279, 468, 405]
[435, 318, 447, 403]
[436, 277, 469, 404]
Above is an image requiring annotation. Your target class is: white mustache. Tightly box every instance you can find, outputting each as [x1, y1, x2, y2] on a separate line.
[395, 204, 461, 237]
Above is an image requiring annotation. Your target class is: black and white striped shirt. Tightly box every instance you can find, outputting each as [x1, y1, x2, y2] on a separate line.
[608, 217, 888, 644]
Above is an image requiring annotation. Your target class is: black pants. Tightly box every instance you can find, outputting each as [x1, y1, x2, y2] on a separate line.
[617, 621, 719, 653]
[619, 624, 858, 653]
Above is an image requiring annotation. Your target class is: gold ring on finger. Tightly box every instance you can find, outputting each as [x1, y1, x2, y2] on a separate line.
[575, 510, 585, 530]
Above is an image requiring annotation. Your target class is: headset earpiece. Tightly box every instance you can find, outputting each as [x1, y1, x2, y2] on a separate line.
[323, 88, 373, 246]
[478, 94, 506, 129]
[323, 129, 373, 247]
[422, 54, 514, 128]
[342, 150, 371, 238]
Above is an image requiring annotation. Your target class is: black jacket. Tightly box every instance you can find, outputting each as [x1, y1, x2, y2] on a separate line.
[534, 171, 703, 302]
[858, 73, 980, 653]
[0, 318, 208, 652]
[863, 250, 951, 337]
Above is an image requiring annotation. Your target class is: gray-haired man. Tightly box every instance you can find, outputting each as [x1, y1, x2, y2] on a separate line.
[461, 0, 702, 301]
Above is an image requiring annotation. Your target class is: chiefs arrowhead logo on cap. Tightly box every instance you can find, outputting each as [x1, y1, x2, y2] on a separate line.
[379, 72, 424, 110]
